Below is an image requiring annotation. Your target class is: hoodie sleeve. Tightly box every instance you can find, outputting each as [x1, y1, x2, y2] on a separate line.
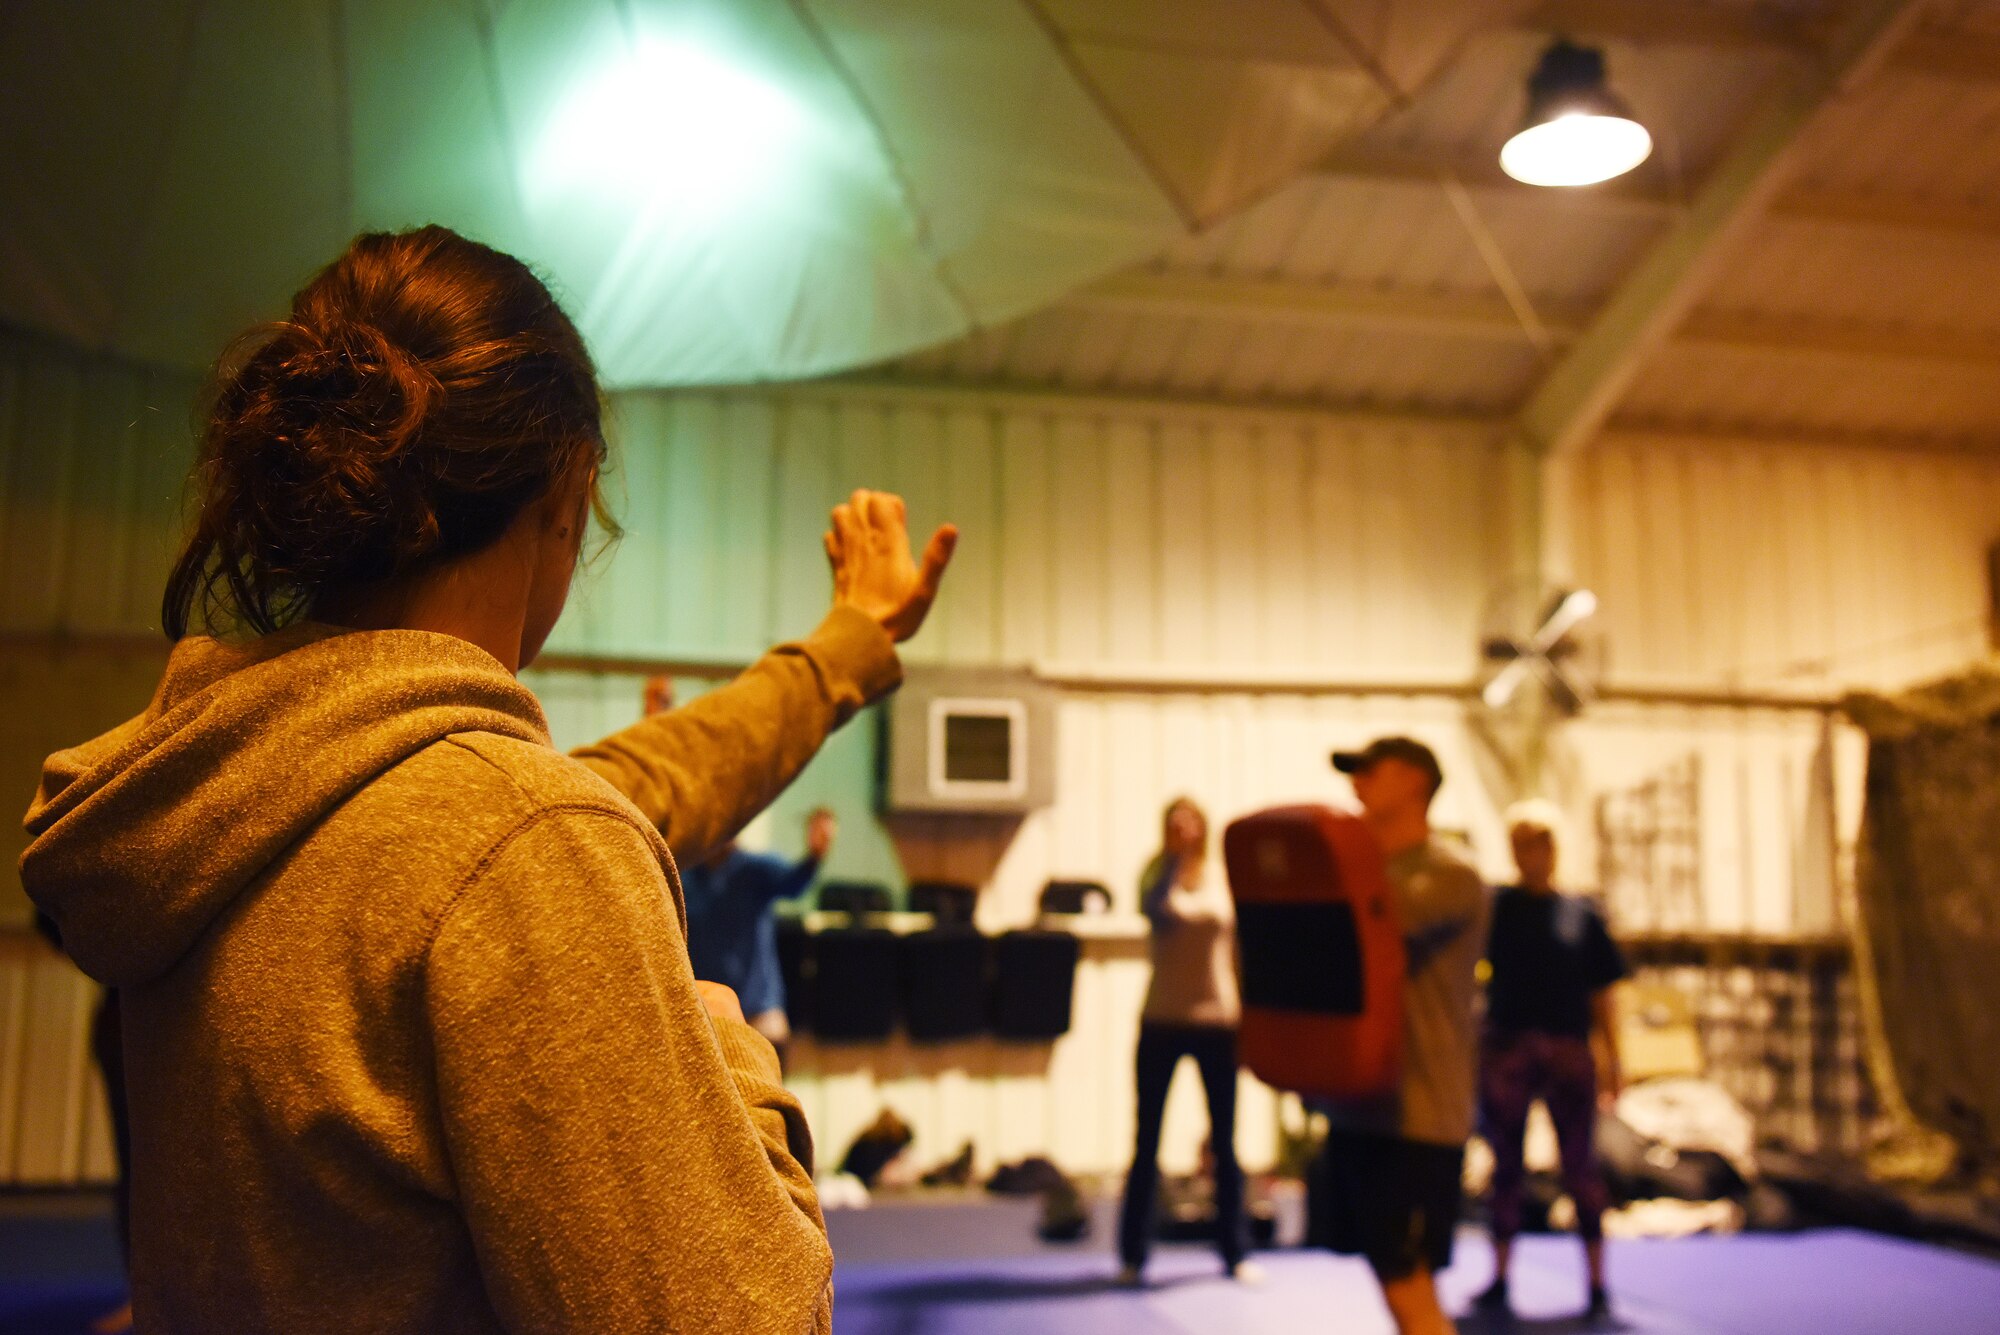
[424, 806, 831, 1335]
[569, 607, 901, 864]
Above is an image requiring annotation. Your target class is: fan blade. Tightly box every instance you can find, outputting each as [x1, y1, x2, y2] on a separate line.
[1534, 658, 1588, 715]
[1482, 658, 1533, 710]
[1530, 588, 1599, 655]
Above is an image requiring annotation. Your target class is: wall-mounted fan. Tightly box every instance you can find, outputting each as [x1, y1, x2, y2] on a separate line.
[1477, 579, 1605, 717]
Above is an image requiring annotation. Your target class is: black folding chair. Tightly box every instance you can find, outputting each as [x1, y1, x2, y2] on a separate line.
[991, 929, 1081, 1041]
[900, 928, 990, 1043]
[809, 927, 900, 1041]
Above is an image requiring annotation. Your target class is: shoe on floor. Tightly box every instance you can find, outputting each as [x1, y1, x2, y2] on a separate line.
[921, 1140, 976, 1188]
[1115, 1263, 1145, 1288]
[1473, 1275, 1511, 1311]
[1228, 1259, 1268, 1286]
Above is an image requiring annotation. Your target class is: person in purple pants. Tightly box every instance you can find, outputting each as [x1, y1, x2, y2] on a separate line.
[1476, 802, 1628, 1324]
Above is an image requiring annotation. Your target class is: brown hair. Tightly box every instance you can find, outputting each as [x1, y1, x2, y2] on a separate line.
[163, 226, 616, 639]
[1162, 796, 1209, 847]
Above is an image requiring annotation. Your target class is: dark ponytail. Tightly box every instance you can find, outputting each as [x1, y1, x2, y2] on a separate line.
[164, 226, 615, 639]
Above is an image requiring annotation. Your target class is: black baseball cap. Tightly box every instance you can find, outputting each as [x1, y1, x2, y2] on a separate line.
[1331, 736, 1443, 794]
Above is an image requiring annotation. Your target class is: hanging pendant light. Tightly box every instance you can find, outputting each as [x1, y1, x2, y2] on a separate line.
[1500, 40, 1652, 188]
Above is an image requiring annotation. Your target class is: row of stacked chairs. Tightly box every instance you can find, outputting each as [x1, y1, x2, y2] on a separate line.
[774, 879, 1109, 1043]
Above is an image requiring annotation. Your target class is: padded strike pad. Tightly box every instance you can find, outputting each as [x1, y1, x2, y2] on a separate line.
[1235, 901, 1363, 1015]
[1224, 804, 1404, 1102]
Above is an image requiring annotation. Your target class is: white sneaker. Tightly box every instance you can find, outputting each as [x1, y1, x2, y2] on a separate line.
[1229, 1260, 1268, 1286]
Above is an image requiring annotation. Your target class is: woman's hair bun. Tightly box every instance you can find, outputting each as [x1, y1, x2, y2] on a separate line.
[164, 226, 611, 639]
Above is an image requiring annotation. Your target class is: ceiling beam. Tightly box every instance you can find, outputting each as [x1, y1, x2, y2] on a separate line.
[1891, 24, 2000, 83]
[1077, 270, 1590, 340]
[1594, 423, 2000, 461]
[769, 373, 1505, 438]
[1515, 0, 1926, 457]
[784, 372, 1997, 455]
[1676, 310, 2000, 368]
[1521, 0, 2000, 83]
[1524, 0, 1815, 53]
[1073, 270, 2000, 368]
[1774, 186, 2000, 240]
[774, 371, 1996, 459]
[1316, 143, 1665, 209]
[1311, 143, 2000, 241]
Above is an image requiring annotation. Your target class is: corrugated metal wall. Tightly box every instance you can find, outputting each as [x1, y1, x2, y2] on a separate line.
[558, 385, 1510, 678]
[1562, 434, 2000, 693]
[5, 325, 2000, 1180]
[0, 328, 197, 638]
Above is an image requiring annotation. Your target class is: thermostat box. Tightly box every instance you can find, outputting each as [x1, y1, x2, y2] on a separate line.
[882, 669, 1057, 815]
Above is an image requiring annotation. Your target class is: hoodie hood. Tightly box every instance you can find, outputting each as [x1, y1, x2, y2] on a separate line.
[21, 623, 550, 988]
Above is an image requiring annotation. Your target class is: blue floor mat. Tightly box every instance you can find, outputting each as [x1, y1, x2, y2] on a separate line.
[822, 1201, 2000, 1335]
[8, 1192, 2000, 1333]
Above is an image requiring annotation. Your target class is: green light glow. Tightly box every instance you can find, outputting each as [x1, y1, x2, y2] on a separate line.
[529, 35, 810, 219]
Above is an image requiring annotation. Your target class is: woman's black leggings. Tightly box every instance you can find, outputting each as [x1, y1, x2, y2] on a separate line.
[1117, 1021, 1245, 1270]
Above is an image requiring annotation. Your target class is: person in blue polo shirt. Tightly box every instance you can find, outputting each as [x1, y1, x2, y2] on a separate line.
[683, 807, 836, 1067]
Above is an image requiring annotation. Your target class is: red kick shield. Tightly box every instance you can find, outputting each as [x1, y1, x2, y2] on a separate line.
[1223, 805, 1404, 1102]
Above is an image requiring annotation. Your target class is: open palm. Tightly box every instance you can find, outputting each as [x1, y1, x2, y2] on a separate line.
[824, 489, 957, 644]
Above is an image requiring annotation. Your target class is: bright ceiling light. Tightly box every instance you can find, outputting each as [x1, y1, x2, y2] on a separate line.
[530, 36, 809, 217]
[1500, 40, 1652, 188]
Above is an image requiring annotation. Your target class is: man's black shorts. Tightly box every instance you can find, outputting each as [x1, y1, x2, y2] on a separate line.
[1307, 1130, 1465, 1280]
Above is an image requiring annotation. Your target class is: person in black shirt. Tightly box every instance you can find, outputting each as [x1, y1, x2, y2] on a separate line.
[1475, 802, 1627, 1323]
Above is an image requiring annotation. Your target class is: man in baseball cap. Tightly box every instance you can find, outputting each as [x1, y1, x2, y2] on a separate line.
[1314, 736, 1488, 1335]
[1331, 736, 1444, 795]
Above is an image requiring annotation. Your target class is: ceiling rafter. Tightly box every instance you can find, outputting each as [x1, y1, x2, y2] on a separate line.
[1050, 3, 2000, 85]
[790, 373, 1999, 458]
[1071, 269, 2000, 368]
[1521, 0, 2000, 83]
[1515, 0, 1927, 458]
[1309, 143, 2000, 241]
[1076, 270, 1591, 339]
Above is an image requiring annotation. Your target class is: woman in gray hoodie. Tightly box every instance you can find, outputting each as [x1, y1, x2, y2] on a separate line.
[22, 226, 954, 1334]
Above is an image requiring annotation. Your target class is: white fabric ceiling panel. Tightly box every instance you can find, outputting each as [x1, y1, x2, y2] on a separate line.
[0, 0, 1519, 387]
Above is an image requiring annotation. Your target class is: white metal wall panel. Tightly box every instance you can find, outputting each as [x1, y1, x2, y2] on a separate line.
[6, 341, 1998, 1184]
[0, 327, 196, 638]
[0, 935, 115, 1185]
[1566, 435, 2000, 692]
[555, 385, 1511, 684]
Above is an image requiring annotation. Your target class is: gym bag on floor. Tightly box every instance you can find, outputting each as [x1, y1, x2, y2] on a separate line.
[1223, 804, 1403, 1101]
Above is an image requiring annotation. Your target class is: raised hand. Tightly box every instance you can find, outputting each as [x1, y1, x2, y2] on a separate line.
[805, 807, 837, 861]
[823, 489, 957, 644]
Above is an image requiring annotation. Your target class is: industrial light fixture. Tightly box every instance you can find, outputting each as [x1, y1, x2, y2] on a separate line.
[1499, 40, 1652, 188]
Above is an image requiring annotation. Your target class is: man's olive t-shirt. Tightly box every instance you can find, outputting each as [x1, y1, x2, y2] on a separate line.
[1324, 836, 1490, 1147]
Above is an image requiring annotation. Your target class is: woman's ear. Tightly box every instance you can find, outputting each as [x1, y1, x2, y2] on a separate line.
[542, 465, 593, 538]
